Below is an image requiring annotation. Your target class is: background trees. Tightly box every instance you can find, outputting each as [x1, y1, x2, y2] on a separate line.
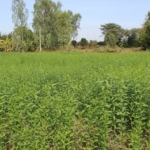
[32, 0, 81, 50]
[100, 23, 123, 47]
[139, 12, 150, 50]
[12, 0, 29, 51]
[33, 0, 61, 50]
[0, 1, 149, 52]
[100, 23, 142, 49]
[79, 38, 88, 48]
[121, 28, 140, 48]
[89, 40, 98, 48]
[0, 38, 12, 52]
[12, 27, 35, 51]
[71, 40, 77, 47]
[0, 33, 12, 51]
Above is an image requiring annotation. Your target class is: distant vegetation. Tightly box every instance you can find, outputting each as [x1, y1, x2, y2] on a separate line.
[0, 0, 150, 52]
[0, 0, 81, 52]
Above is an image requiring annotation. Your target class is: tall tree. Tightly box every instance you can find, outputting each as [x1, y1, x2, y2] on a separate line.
[100, 23, 123, 47]
[56, 10, 81, 47]
[139, 12, 150, 50]
[12, 0, 29, 51]
[33, 0, 61, 50]
[12, 27, 35, 51]
[70, 13, 81, 40]
[121, 29, 140, 47]
[33, 0, 81, 50]
[56, 11, 73, 47]
[105, 32, 116, 47]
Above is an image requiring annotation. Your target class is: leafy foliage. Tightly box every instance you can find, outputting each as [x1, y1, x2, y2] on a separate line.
[139, 12, 150, 49]
[89, 40, 98, 47]
[100, 23, 123, 47]
[12, 0, 29, 52]
[12, 27, 36, 52]
[71, 40, 77, 47]
[0, 38, 12, 51]
[32, 0, 81, 50]
[79, 38, 88, 47]
[121, 28, 140, 48]
[0, 52, 150, 149]
[105, 31, 117, 47]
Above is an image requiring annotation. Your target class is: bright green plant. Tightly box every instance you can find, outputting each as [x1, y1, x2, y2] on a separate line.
[0, 52, 150, 149]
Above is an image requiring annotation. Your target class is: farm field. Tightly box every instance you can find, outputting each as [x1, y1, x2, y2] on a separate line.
[0, 51, 150, 149]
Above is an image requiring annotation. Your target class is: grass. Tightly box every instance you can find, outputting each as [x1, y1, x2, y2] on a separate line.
[0, 51, 150, 149]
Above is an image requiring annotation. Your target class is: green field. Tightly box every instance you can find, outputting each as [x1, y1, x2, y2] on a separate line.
[0, 52, 150, 149]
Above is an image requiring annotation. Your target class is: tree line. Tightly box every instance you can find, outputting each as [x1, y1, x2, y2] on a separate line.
[72, 12, 150, 51]
[0, 0, 81, 52]
[0, 0, 150, 52]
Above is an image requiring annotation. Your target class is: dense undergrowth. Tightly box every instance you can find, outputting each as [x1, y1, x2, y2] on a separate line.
[0, 51, 150, 149]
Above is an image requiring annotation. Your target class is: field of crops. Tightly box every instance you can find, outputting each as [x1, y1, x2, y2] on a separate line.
[0, 51, 150, 149]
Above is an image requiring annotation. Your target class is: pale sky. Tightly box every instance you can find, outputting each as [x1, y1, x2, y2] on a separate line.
[0, 0, 150, 41]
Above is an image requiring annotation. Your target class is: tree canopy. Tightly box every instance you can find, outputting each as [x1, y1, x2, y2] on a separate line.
[12, 0, 29, 51]
[0, 1, 149, 51]
[139, 12, 150, 49]
[32, 0, 81, 50]
[100, 23, 123, 47]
